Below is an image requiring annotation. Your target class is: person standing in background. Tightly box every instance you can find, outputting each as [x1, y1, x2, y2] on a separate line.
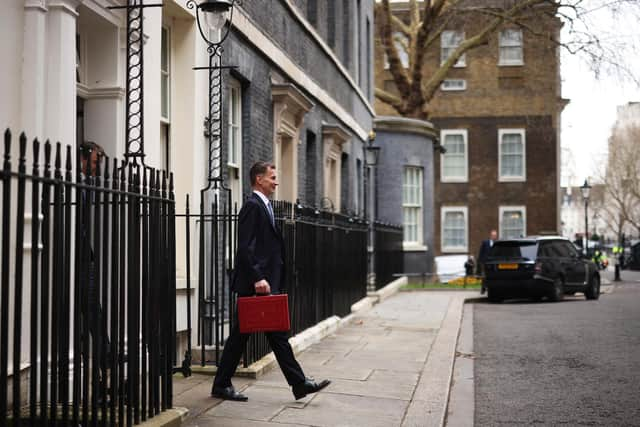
[477, 229, 498, 294]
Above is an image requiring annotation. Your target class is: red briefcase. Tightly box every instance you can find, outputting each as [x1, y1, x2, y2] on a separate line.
[237, 294, 291, 334]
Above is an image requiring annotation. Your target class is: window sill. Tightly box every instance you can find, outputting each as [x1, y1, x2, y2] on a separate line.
[441, 177, 468, 183]
[441, 247, 468, 253]
[498, 61, 524, 67]
[403, 243, 428, 252]
[498, 176, 526, 183]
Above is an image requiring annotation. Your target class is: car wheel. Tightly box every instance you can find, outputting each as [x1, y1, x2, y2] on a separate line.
[585, 275, 600, 300]
[549, 277, 564, 302]
[487, 288, 503, 303]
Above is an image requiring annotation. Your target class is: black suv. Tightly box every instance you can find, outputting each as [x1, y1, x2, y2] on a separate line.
[483, 236, 600, 303]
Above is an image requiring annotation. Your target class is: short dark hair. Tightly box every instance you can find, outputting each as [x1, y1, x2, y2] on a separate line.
[79, 140, 105, 159]
[249, 161, 275, 185]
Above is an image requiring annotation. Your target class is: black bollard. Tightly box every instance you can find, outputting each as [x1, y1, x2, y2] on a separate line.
[614, 264, 621, 281]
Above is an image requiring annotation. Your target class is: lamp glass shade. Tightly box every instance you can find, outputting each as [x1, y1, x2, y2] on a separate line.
[200, 0, 232, 32]
[203, 9, 228, 32]
[580, 179, 591, 200]
[366, 146, 380, 166]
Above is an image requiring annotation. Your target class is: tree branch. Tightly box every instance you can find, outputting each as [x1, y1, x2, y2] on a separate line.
[374, 87, 405, 114]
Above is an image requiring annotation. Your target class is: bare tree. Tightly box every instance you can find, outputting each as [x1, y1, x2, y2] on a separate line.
[599, 124, 640, 240]
[375, 0, 640, 119]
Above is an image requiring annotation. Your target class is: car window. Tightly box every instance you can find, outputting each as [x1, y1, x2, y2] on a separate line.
[563, 241, 579, 258]
[553, 241, 571, 258]
[538, 242, 553, 257]
[489, 241, 538, 260]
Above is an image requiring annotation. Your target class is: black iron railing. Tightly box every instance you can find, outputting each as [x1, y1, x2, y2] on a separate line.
[373, 222, 404, 290]
[0, 129, 176, 427]
[186, 198, 369, 368]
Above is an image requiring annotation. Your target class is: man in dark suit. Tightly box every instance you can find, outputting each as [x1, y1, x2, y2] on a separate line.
[477, 229, 498, 294]
[212, 161, 330, 402]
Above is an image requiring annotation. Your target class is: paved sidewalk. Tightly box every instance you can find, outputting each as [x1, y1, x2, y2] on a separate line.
[172, 291, 478, 427]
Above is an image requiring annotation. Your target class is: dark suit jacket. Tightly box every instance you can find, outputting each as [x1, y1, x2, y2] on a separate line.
[231, 193, 285, 296]
[476, 239, 494, 275]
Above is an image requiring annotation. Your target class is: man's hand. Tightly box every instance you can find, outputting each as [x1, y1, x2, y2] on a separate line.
[254, 279, 271, 295]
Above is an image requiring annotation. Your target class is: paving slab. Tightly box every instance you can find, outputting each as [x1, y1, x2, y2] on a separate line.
[273, 392, 409, 427]
[172, 291, 472, 427]
[185, 416, 307, 427]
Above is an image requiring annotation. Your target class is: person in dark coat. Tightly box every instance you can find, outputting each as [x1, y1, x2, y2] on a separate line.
[477, 229, 498, 294]
[212, 161, 330, 402]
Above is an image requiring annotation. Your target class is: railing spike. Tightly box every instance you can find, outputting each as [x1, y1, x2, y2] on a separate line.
[112, 157, 119, 184]
[103, 156, 110, 181]
[54, 142, 61, 173]
[95, 150, 102, 178]
[19, 132, 27, 163]
[32, 139, 40, 170]
[142, 166, 147, 188]
[65, 146, 72, 172]
[3, 129, 10, 164]
[44, 140, 51, 176]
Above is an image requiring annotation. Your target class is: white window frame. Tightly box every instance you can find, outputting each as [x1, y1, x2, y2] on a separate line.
[498, 128, 526, 182]
[441, 206, 468, 253]
[499, 29, 524, 66]
[160, 25, 171, 123]
[383, 31, 409, 69]
[160, 25, 171, 172]
[441, 79, 467, 91]
[440, 30, 466, 68]
[402, 166, 425, 250]
[440, 129, 468, 183]
[227, 79, 242, 169]
[499, 206, 527, 239]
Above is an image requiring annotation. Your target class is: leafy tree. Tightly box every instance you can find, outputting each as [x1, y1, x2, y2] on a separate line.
[375, 0, 640, 119]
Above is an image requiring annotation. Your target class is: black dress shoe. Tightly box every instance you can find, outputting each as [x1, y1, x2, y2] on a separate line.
[292, 378, 331, 400]
[212, 386, 248, 402]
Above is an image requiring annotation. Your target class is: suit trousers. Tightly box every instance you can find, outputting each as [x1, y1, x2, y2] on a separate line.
[213, 316, 305, 389]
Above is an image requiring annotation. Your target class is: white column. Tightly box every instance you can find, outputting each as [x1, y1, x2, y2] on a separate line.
[44, 0, 83, 146]
[22, 0, 48, 142]
[0, 1, 24, 131]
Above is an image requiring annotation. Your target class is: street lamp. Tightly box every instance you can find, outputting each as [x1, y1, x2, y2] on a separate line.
[580, 179, 592, 255]
[363, 131, 380, 292]
[187, 0, 237, 371]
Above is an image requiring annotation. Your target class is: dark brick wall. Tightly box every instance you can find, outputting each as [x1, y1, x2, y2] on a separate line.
[223, 28, 370, 210]
[432, 115, 558, 257]
[375, 129, 436, 273]
[239, 0, 374, 122]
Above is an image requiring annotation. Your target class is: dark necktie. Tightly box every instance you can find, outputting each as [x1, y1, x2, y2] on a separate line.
[267, 201, 275, 226]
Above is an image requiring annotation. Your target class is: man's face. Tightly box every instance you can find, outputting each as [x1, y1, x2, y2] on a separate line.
[490, 230, 498, 240]
[81, 150, 101, 176]
[256, 167, 278, 198]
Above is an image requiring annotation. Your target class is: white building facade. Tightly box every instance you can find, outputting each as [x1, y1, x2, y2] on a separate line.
[1, 0, 376, 375]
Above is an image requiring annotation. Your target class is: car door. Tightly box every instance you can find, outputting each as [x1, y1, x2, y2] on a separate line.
[563, 241, 587, 285]
[552, 240, 578, 284]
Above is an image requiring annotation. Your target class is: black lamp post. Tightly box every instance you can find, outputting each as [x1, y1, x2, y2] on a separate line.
[363, 131, 380, 292]
[580, 179, 592, 256]
[186, 0, 237, 372]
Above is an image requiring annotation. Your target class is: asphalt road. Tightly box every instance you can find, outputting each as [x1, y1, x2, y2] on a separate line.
[474, 270, 640, 426]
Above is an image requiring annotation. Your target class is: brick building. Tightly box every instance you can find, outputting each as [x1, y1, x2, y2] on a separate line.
[374, 1, 566, 261]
